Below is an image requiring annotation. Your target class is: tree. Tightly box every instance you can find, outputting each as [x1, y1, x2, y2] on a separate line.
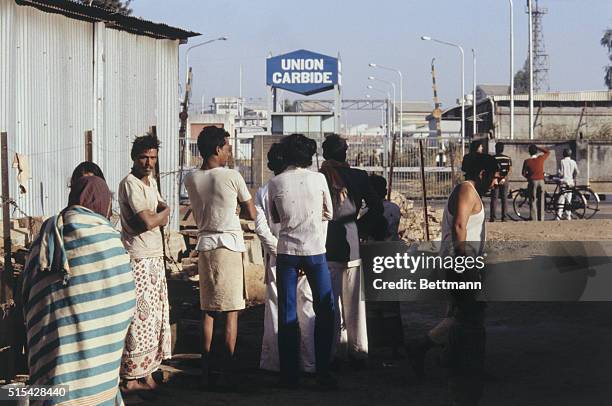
[601, 28, 612, 90]
[80, 0, 133, 15]
[513, 60, 530, 95]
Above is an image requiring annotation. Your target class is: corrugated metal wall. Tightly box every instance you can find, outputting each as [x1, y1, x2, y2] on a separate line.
[1, 1, 93, 217]
[0, 0, 180, 228]
[97, 27, 180, 228]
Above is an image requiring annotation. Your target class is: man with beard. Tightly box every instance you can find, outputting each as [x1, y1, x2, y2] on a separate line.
[118, 134, 171, 394]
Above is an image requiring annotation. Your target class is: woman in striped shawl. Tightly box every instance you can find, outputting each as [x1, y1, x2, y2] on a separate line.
[22, 174, 136, 406]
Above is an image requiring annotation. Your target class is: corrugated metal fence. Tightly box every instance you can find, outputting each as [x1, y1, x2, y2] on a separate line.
[0, 1, 180, 228]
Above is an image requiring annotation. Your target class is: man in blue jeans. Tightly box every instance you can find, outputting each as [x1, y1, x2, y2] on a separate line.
[267, 134, 337, 389]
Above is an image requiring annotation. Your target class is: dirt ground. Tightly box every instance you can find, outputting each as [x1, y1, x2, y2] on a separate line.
[149, 218, 612, 406]
[487, 218, 612, 241]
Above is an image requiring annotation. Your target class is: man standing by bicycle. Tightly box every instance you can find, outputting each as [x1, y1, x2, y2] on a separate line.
[557, 148, 579, 220]
[522, 144, 550, 221]
[490, 142, 512, 222]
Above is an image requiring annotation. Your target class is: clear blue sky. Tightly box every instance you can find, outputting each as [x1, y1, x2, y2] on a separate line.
[132, 0, 611, 124]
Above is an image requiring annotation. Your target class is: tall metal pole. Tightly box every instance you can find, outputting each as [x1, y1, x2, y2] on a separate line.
[369, 63, 403, 147]
[398, 72, 403, 146]
[369, 76, 396, 139]
[1, 132, 12, 304]
[421, 37, 465, 148]
[509, 0, 515, 139]
[528, 0, 535, 140]
[460, 45, 465, 146]
[472, 48, 477, 135]
[418, 139, 431, 241]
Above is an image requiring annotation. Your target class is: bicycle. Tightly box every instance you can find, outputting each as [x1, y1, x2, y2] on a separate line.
[574, 185, 600, 219]
[511, 176, 587, 221]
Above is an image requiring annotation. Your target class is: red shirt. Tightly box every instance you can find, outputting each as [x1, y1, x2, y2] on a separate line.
[522, 149, 550, 181]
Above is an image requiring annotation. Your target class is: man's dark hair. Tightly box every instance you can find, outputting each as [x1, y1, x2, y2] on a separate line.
[464, 154, 499, 179]
[469, 140, 483, 153]
[495, 142, 505, 154]
[369, 174, 387, 200]
[528, 144, 538, 156]
[267, 142, 286, 175]
[70, 161, 105, 188]
[197, 126, 229, 160]
[563, 148, 572, 158]
[280, 134, 317, 168]
[322, 134, 348, 162]
[131, 133, 160, 161]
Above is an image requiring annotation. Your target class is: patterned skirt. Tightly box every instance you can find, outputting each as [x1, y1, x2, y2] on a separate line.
[120, 257, 172, 379]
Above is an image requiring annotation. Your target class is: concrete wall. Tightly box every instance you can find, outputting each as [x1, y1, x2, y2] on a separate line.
[491, 105, 612, 140]
[491, 139, 612, 193]
[252, 135, 284, 188]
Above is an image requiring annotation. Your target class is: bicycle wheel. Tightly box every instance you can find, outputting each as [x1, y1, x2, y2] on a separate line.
[512, 189, 530, 221]
[569, 190, 587, 219]
[579, 188, 600, 219]
[544, 192, 560, 221]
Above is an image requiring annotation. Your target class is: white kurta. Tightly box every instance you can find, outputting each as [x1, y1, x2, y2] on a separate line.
[255, 183, 316, 372]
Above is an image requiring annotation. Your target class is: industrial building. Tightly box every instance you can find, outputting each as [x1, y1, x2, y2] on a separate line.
[441, 89, 612, 140]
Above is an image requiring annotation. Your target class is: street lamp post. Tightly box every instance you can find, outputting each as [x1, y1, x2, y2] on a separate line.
[367, 86, 392, 178]
[472, 48, 477, 135]
[527, 0, 534, 140]
[368, 76, 396, 137]
[509, 0, 515, 139]
[367, 86, 392, 137]
[180, 36, 227, 189]
[184, 37, 228, 89]
[421, 36, 465, 148]
[369, 63, 403, 142]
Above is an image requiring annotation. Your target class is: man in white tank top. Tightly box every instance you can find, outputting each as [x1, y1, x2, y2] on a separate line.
[408, 153, 501, 405]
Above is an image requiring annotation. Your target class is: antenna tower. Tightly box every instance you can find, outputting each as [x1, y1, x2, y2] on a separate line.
[527, 0, 549, 92]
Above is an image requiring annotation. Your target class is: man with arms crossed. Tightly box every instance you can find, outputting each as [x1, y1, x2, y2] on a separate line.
[119, 134, 171, 394]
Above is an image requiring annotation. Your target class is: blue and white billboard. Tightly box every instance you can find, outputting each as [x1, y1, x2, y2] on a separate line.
[266, 49, 339, 96]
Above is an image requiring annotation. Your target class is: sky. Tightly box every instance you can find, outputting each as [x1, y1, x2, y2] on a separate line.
[131, 0, 611, 125]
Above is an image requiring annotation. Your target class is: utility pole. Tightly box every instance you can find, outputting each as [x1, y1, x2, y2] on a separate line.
[431, 58, 442, 137]
[528, 0, 534, 140]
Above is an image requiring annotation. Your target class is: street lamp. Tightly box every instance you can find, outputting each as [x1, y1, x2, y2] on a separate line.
[367, 85, 392, 137]
[184, 36, 228, 91]
[369, 63, 403, 141]
[472, 48, 477, 135]
[509, 0, 515, 139]
[180, 36, 227, 190]
[528, 0, 534, 140]
[368, 76, 396, 138]
[421, 35, 465, 144]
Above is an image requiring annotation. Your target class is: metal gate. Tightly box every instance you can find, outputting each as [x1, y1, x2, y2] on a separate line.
[345, 133, 464, 199]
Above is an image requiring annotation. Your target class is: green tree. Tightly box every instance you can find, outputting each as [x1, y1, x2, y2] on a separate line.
[80, 0, 133, 15]
[513, 60, 530, 94]
[601, 28, 612, 89]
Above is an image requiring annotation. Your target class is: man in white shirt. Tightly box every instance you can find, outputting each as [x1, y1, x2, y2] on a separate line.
[256, 143, 316, 374]
[267, 134, 336, 389]
[557, 148, 579, 220]
[183, 126, 256, 389]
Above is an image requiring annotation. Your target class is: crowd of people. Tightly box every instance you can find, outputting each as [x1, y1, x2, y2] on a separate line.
[19, 127, 578, 405]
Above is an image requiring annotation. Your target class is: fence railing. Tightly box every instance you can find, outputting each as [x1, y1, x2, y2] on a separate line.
[188, 133, 465, 199]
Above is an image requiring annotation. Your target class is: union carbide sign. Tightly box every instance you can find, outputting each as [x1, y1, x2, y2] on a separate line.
[266, 49, 339, 95]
